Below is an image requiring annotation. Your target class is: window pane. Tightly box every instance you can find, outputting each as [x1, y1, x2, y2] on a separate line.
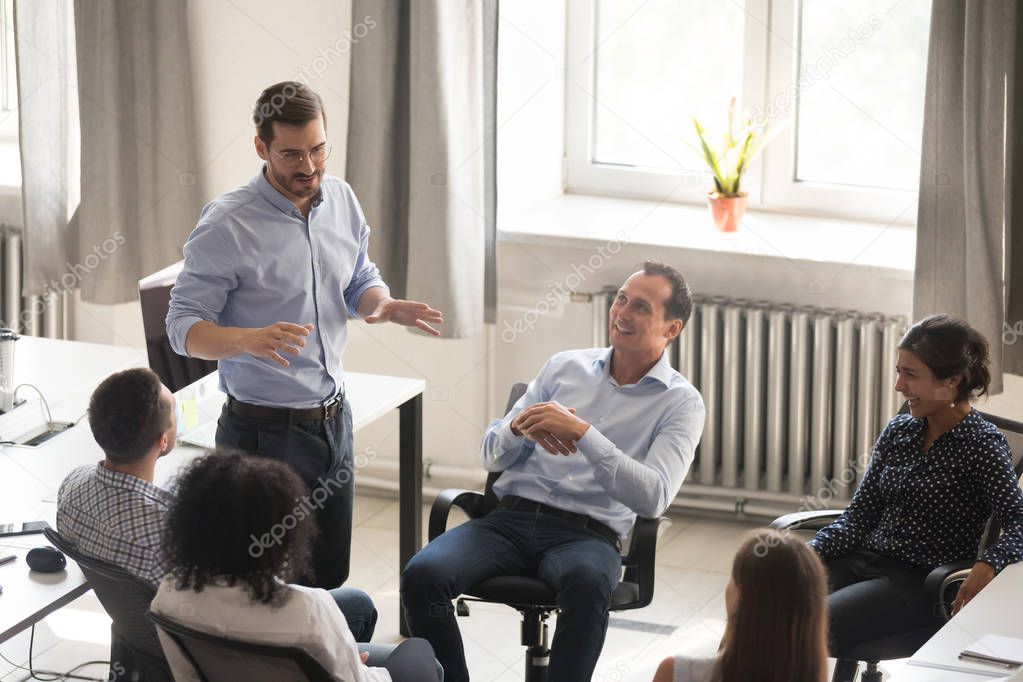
[592, 0, 745, 172]
[795, 0, 931, 190]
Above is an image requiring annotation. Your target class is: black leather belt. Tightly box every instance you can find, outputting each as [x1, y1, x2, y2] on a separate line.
[226, 393, 344, 422]
[498, 495, 621, 550]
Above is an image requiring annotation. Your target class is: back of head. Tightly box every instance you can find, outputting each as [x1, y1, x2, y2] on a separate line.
[164, 449, 314, 604]
[898, 313, 991, 402]
[715, 530, 829, 682]
[89, 368, 171, 464]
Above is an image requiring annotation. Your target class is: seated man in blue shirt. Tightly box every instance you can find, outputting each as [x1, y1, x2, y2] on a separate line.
[401, 261, 706, 682]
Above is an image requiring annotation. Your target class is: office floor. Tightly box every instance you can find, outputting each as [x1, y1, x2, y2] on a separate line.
[0, 492, 912, 682]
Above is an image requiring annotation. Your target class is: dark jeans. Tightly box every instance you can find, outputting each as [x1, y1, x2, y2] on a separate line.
[216, 398, 355, 588]
[330, 586, 377, 643]
[400, 508, 622, 682]
[825, 549, 945, 656]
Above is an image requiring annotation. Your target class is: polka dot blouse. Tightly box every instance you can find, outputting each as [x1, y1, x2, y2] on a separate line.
[810, 409, 1023, 573]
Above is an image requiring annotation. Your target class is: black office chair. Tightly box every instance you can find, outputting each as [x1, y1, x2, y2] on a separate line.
[427, 383, 667, 682]
[43, 528, 173, 682]
[139, 261, 217, 393]
[771, 409, 1023, 682]
[148, 610, 333, 682]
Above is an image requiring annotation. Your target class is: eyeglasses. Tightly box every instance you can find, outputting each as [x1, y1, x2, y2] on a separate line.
[270, 144, 332, 168]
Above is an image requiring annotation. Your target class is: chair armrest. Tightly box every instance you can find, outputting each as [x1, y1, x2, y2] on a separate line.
[769, 510, 845, 531]
[622, 516, 666, 608]
[924, 559, 975, 620]
[428, 488, 488, 542]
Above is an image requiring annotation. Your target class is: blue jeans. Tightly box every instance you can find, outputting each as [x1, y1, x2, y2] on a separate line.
[329, 586, 377, 643]
[400, 508, 622, 682]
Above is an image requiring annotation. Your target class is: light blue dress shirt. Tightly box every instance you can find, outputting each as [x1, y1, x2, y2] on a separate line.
[482, 347, 706, 538]
[166, 167, 388, 408]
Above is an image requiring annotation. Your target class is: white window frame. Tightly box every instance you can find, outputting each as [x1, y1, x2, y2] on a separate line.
[564, 0, 923, 225]
[0, 0, 19, 145]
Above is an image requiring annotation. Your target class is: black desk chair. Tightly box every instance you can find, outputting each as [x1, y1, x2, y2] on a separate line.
[43, 528, 172, 682]
[427, 383, 667, 682]
[771, 409, 1023, 682]
[139, 261, 217, 393]
[148, 610, 333, 682]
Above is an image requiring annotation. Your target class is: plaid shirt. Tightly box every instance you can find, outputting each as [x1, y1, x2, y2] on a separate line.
[57, 463, 173, 587]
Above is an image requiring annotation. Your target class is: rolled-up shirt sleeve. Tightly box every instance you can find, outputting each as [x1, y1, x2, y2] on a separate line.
[166, 215, 238, 357]
[341, 190, 388, 319]
[574, 391, 705, 519]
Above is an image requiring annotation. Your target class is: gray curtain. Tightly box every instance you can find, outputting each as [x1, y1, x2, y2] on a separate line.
[14, 0, 79, 298]
[73, 0, 201, 303]
[346, 0, 498, 339]
[914, 0, 1023, 394]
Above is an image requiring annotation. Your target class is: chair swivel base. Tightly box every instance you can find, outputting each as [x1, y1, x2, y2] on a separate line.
[456, 598, 553, 682]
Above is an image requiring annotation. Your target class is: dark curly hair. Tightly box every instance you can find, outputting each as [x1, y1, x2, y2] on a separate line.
[88, 368, 172, 464]
[164, 450, 315, 605]
[642, 260, 694, 326]
[899, 313, 992, 403]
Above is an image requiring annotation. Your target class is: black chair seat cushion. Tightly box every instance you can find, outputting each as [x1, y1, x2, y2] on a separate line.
[466, 576, 640, 610]
[837, 625, 940, 662]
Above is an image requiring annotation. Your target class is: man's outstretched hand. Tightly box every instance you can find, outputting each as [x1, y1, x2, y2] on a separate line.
[366, 297, 444, 336]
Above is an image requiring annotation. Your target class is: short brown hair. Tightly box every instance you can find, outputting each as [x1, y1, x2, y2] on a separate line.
[252, 81, 326, 145]
[88, 368, 172, 464]
[642, 260, 693, 326]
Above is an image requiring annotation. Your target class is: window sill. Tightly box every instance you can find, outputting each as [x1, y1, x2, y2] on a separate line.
[498, 193, 916, 277]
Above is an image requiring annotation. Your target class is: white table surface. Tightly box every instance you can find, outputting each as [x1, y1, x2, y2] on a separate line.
[898, 563, 1023, 680]
[0, 336, 424, 643]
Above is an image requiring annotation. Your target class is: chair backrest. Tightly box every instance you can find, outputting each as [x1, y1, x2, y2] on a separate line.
[43, 528, 167, 665]
[976, 410, 1023, 552]
[139, 261, 217, 392]
[148, 610, 333, 682]
[480, 382, 529, 512]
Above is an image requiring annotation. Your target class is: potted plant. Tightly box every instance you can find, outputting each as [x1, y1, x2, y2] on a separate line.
[692, 98, 774, 232]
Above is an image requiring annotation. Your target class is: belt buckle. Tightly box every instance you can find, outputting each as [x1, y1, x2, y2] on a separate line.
[322, 393, 342, 420]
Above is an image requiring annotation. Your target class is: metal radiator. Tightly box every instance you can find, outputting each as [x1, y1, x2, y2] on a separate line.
[586, 288, 907, 517]
[1, 224, 68, 338]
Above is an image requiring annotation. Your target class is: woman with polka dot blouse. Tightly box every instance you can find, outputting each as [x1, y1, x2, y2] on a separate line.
[809, 314, 1023, 654]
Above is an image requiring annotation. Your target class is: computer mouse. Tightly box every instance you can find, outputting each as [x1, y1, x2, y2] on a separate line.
[26, 546, 66, 573]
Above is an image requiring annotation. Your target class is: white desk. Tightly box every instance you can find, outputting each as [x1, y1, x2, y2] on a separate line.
[898, 563, 1023, 680]
[0, 336, 426, 641]
[0, 337, 145, 643]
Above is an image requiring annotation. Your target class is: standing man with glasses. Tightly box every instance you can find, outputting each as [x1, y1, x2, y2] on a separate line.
[166, 81, 443, 589]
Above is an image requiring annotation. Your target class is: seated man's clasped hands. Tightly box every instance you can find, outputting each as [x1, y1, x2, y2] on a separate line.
[402, 261, 706, 682]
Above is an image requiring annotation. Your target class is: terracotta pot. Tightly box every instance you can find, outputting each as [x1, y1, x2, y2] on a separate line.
[707, 192, 747, 232]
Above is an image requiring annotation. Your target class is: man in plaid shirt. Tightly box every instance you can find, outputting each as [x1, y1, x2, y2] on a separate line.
[57, 368, 177, 587]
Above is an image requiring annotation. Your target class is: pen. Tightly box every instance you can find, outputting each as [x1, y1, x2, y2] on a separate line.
[0, 554, 15, 567]
[958, 651, 1021, 669]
